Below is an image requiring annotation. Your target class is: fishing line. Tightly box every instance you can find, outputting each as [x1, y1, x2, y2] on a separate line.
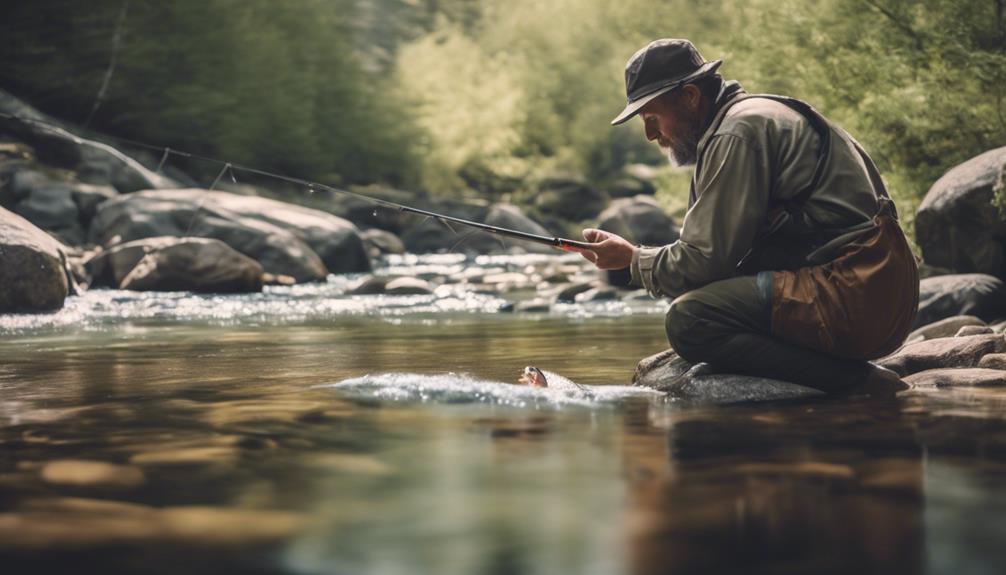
[0, 111, 594, 253]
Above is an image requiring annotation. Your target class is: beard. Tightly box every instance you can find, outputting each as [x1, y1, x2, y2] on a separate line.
[658, 110, 702, 168]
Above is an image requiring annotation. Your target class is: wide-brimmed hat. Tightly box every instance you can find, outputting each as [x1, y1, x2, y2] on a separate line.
[611, 39, 722, 126]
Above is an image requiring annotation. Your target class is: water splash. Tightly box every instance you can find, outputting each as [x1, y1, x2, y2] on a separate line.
[327, 372, 663, 409]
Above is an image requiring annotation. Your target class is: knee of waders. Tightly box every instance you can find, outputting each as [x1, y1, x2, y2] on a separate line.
[664, 294, 708, 362]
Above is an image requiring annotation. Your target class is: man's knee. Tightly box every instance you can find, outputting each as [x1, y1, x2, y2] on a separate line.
[664, 293, 709, 360]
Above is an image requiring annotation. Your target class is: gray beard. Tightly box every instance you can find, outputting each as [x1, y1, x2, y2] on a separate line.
[661, 132, 699, 168]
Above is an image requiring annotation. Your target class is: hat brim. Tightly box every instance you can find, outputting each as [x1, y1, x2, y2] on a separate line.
[610, 59, 722, 126]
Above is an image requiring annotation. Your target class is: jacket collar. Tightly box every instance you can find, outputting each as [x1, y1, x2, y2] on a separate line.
[696, 80, 746, 156]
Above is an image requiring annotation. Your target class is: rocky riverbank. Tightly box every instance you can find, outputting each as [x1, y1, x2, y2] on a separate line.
[4, 87, 1006, 400]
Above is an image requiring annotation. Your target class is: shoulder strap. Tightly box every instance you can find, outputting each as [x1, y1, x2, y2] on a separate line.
[708, 93, 896, 220]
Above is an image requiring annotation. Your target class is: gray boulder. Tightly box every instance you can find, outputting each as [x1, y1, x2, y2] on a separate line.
[480, 203, 555, 254]
[632, 349, 822, 403]
[0, 207, 71, 311]
[597, 195, 679, 246]
[89, 189, 370, 281]
[400, 198, 489, 254]
[118, 238, 263, 293]
[0, 88, 175, 193]
[915, 146, 1006, 277]
[384, 277, 435, 295]
[85, 237, 182, 288]
[533, 174, 609, 221]
[915, 274, 1006, 328]
[360, 228, 405, 259]
[4, 170, 118, 246]
[878, 334, 1006, 376]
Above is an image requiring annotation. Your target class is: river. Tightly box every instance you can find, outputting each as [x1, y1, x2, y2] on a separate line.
[1, 254, 1005, 574]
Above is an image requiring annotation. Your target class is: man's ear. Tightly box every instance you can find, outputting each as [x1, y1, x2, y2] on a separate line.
[680, 84, 702, 111]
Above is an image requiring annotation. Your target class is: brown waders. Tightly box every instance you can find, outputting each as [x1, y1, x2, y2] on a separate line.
[664, 211, 918, 393]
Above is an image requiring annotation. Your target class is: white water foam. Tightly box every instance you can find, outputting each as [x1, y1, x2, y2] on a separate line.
[327, 372, 664, 409]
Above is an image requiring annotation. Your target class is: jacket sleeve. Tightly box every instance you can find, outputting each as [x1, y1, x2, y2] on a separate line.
[630, 133, 772, 298]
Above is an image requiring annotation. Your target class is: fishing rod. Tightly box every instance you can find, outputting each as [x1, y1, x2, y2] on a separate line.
[0, 111, 596, 254]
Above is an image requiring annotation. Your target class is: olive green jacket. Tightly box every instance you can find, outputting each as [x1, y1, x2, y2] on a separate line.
[629, 82, 881, 298]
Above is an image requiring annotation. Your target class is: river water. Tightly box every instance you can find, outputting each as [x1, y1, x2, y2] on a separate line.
[2, 254, 1005, 574]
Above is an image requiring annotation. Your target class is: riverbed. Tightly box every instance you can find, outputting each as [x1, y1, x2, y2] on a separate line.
[2, 254, 1005, 574]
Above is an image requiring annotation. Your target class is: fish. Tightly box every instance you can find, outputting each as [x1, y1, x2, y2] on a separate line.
[518, 366, 595, 398]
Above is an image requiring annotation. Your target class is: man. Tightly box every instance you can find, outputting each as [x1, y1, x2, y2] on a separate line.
[580, 38, 919, 394]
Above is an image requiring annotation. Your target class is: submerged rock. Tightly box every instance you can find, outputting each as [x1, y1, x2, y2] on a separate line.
[914, 146, 1006, 278]
[915, 273, 1006, 328]
[0, 207, 72, 311]
[632, 349, 823, 403]
[878, 334, 1006, 376]
[40, 460, 145, 489]
[360, 228, 405, 259]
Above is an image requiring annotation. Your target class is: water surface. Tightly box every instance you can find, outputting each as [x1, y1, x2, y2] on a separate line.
[2, 255, 1005, 574]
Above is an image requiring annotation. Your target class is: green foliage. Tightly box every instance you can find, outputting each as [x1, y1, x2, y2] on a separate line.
[2, 0, 1004, 214]
[0, 0, 422, 187]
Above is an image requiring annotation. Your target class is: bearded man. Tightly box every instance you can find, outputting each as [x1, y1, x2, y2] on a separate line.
[580, 39, 919, 394]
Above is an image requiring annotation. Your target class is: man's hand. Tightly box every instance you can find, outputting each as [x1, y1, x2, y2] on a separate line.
[579, 228, 636, 270]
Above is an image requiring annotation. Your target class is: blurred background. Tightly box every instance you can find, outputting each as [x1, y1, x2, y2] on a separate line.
[2, 0, 1005, 237]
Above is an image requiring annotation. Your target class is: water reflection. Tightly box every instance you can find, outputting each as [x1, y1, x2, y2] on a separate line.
[1, 307, 1006, 573]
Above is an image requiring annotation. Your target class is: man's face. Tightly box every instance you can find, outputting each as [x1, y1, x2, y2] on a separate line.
[639, 87, 703, 167]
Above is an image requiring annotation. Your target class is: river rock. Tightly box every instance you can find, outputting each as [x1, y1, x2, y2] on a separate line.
[479, 203, 554, 254]
[608, 175, 656, 198]
[915, 274, 1006, 328]
[904, 368, 1006, 388]
[40, 459, 145, 489]
[399, 197, 490, 254]
[90, 189, 369, 280]
[632, 349, 823, 402]
[533, 173, 609, 221]
[597, 195, 679, 246]
[118, 238, 264, 293]
[0, 89, 176, 193]
[360, 228, 405, 259]
[977, 353, 1006, 369]
[84, 237, 178, 287]
[956, 325, 994, 337]
[915, 146, 1006, 278]
[574, 286, 620, 303]
[907, 315, 986, 342]
[13, 182, 84, 244]
[553, 282, 596, 303]
[877, 334, 1006, 376]
[384, 277, 435, 295]
[0, 207, 72, 311]
[346, 275, 390, 295]
[515, 298, 551, 312]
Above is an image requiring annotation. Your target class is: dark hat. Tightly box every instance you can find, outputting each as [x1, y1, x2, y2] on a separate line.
[611, 39, 722, 126]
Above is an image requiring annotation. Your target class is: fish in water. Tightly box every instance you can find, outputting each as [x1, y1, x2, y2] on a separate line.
[518, 366, 595, 397]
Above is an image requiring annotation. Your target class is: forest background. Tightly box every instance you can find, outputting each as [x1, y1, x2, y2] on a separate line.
[2, 0, 1005, 238]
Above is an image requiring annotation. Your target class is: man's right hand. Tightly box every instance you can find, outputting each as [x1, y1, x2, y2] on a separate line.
[579, 228, 636, 270]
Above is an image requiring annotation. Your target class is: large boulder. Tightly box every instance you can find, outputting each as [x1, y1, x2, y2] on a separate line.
[632, 349, 823, 403]
[6, 172, 116, 246]
[532, 174, 609, 222]
[89, 189, 370, 281]
[399, 198, 493, 254]
[915, 146, 1006, 277]
[877, 334, 1006, 376]
[597, 195, 679, 246]
[0, 89, 176, 193]
[118, 238, 263, 293]
[0, 207, 71, 311]
[915, 274, 1006, 328]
